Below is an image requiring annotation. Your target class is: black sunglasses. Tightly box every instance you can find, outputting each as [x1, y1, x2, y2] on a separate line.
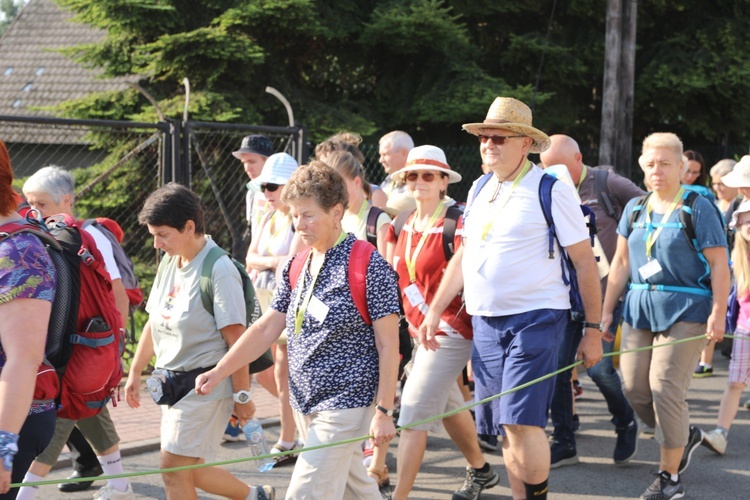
[261, 183, 280, 193]
[477, 134, 526, 146]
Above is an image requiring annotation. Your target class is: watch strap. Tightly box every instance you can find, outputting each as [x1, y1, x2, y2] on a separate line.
[375, 404, 393, 417]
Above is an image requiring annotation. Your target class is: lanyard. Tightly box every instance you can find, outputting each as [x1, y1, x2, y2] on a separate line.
[294, 231, 347, 334]
[644, 187, 684, 259]
[577, 164, 587, 191]
[404, 202, 444, 282]
[480, 160, 531, 241]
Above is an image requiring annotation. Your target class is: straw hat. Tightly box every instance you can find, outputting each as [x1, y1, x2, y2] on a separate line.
[721, 155, 750, 188]
[249, 152, 298, 191]
[398, 145, 462, 184]
[730, 199, 750, 229]
[462, 97, 551, 153]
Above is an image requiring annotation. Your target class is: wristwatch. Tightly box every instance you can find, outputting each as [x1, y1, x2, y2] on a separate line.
[375, 404, 394, 417]
[584, 321, 604, 332]
[233, 390, 253, 404]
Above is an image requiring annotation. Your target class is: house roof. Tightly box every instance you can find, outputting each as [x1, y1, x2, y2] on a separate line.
[0, 0, 133, 119]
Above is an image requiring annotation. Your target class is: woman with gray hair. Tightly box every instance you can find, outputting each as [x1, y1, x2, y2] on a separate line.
[196, 162, 401, 499]
[710, 159, 740, 221]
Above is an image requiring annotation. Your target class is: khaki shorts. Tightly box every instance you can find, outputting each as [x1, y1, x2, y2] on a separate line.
[36, 407, 120, 466]
[160, 392, 234, 461]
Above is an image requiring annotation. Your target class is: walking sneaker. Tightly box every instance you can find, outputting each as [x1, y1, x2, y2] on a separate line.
[222, 415, 244, 442]
[270, 442, 298, 468]
[573, 380, 584, 399]
[614, 419, 640, 464]
[693, 364, 714, 378]
[256, 485, 276, 500]
[452, 465, 500, 500]
[744, 398, 750, 410]
[477, 434, 499, 452]
[678, 425, 702, 474]
[550, 439, 578, 469]
[701, 428, 727, 455]
[572, 413, 580, 433]
[93, 483, 135, 500]
[640, 471, 684, 500]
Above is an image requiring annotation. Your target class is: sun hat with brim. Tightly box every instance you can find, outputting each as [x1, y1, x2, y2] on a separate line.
[398, 145, 462, 184]
[232, 134, 274, 160]
[249, 152, 298, 192]
[462, 97, 551, 154]
[721, 155, 750, 188]
[730, 199, 750, 229]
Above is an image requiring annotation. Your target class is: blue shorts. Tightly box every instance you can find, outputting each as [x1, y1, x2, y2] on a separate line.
[472, 309, 567, 436]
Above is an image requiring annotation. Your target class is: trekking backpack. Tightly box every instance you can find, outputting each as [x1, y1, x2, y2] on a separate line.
[365, 206, 386, 247]
[391, 205, 463, 260]
[0, 214, 125, 420]
[464, 172, 598, 315]
[592, 168, 618, 219]
[156, 244, 273, 373]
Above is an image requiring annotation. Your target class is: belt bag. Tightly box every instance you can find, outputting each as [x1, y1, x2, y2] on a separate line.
[146, 366, 215, 406]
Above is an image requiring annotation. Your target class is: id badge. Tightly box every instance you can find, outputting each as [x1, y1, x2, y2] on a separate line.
[638, 259, 662, 280]
[308, 295, 329, 324]
[404, 283, 425, 307]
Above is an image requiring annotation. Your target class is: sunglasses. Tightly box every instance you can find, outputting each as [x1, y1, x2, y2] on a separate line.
[477, 134, 526, 145]
[261, 183, 280, 193]
[405, 172, 445, 182]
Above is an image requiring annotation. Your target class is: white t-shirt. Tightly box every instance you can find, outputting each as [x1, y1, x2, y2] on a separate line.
[82, 225, 121, 281]
[341, 204, 391, 242]
[145, 238, 245, 400]
[462, 165, 588, 316]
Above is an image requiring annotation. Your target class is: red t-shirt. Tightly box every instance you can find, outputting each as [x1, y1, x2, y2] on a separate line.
[386, 212, 472, 340]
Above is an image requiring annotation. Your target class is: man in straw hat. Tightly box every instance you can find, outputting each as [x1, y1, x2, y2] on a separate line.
[421, 97, 603, 500]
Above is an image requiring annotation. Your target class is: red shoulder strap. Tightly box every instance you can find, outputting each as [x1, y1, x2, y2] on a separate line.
[289, 247, 313, 290]
[349, 240, 375, 325]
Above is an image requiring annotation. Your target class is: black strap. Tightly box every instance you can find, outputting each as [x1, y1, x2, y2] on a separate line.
[593, 168, 617, 219]
[442, 206, 462, 260]
[365, 206, 384, 246]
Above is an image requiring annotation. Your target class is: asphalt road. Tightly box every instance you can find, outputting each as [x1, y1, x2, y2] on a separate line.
[39, 353, 749, 499]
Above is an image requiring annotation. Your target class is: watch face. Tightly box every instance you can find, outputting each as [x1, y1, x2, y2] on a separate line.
[237, 392, 250, 404]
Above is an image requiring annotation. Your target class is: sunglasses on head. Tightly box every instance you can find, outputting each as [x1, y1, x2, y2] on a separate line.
[477, 134, 526, 146]
[261, 183, 280, 193]
[405, 172, 445, 182]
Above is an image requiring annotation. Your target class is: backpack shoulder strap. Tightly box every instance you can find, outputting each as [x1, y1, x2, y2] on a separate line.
[464, 173, 493, 218]
[538, 173, 558, 258]
[678, 190, 702, 251]
[392, 209, 414, 241]
[289, 247, 313, 291]
[365, 206, 385, 246]
[0, 221, 61, 250]
[442, 206, 462, 260]
[627, 193, 652, 229]
[199, 246, 228, 317]
[348, 240, 375, 325]
[593, 168, 617, 219]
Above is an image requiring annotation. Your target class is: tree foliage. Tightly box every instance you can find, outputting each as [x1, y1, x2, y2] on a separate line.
[51, 0, 750, 159]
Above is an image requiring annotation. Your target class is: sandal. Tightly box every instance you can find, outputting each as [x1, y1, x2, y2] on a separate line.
[270, 444, 298, 468]
[367, 465, 390, 489]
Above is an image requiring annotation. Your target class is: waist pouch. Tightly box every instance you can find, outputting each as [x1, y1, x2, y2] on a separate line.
[146, 365, 215, 406]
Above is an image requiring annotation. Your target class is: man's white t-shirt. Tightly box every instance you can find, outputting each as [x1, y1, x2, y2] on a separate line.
[462, 165, 588, 317]
[82, 224, 121, 281]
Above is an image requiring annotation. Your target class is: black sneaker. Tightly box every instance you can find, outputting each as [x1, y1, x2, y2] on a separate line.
[477, 434, 499, 452]
[451, 465, 500, 500]
[678, 425, 702, 474]
[614, 419, 639, 464]
[693, 365, 714, 378]
[640, 471, 684, 500]
[550, 439, 578, 469]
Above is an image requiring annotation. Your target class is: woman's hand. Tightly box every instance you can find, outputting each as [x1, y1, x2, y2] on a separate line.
[124, 372, 141, 409]
[601, 310, 614, 338]
[418, 310, 441, 351]
[370, 411, 396, 448]
[0, 463, 10, 494]
[706, 310, 725, 343]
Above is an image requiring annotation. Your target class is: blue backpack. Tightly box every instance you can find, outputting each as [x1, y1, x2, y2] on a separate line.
[465, 172, 597, 315]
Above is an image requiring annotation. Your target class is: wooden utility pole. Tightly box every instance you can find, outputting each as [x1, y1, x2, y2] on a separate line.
[599, 0, 637, 178]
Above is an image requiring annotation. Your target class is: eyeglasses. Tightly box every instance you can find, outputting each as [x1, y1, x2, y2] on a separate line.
[405, 172, 445, 182]
[477, 134, 526, 146]
[261, 183, 280, 192]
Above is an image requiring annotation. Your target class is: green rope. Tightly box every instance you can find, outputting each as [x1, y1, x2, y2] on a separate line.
[11, 332, 738, 488]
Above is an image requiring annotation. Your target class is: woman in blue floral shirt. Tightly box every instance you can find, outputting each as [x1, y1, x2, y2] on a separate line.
[197, 161, 401, 499]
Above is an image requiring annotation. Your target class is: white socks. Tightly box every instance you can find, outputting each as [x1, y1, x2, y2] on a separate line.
[15, 472, 43, 500]
[98, 450, 129, 492]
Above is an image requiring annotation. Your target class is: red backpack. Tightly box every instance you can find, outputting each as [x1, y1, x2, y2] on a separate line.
[0, 215, 125, 419]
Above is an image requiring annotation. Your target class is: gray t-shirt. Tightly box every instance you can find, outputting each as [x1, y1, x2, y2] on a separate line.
[146, 237, 245, 400]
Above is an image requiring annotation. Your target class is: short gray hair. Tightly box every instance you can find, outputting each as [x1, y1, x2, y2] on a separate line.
[379, 130, 414, 152]
[710, 159, 737, 178]
[22, 165, 75, 204]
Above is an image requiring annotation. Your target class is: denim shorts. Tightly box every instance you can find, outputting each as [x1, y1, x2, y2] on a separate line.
[471, 309, 567, 436]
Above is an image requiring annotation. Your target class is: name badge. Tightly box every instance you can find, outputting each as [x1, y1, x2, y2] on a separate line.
[404, 283, 425, 307]
[307, 295, 329, 324]
[638, 259, 663, 280]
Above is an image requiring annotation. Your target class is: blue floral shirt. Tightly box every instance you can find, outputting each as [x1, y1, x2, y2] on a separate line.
[271, 234, 400, 414]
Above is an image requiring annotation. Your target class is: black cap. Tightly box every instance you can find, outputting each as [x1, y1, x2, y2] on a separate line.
[232, 135, 274, 159]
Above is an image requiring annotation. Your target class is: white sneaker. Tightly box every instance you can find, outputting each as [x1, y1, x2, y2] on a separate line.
[254, 484, 275, 500]
[701, 428, 727, 455]
[93, 483, 135, 499]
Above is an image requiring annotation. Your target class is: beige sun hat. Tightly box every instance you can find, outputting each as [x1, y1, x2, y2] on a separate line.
[730, 199, 750, 229]
[398, 145, 462, 184]
[462, 97, 551, 153]
[721, 155, 750, 188]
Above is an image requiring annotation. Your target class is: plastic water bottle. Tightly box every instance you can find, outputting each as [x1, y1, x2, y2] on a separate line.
[242, 418, 275, 472]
